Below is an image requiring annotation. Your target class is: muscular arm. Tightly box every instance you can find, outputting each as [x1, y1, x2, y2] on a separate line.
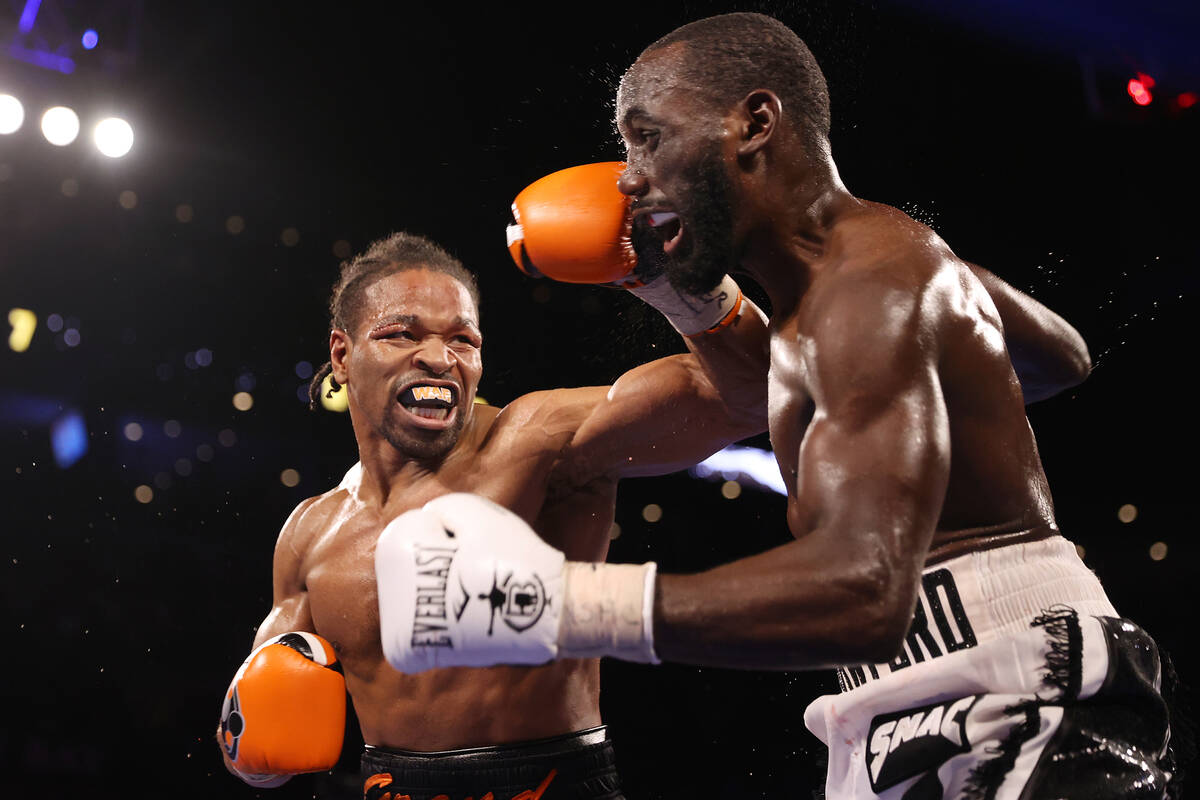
[252, 499, 319, 647]
[545, 297, 771, 484]
[652, 271, 951, 669]
[217, 499, 318, 773]
[967, 262, 1090, 403]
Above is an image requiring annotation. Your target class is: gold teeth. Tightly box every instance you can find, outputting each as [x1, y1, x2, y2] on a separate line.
[412, 386, 453, 403]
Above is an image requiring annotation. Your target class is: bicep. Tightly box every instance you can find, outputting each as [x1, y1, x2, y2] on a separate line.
[563, 354, 761, 482]
[794, 370, 950, 557]
[792, 276, 952, 565]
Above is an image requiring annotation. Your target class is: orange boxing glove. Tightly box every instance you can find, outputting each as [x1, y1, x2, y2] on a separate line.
[506, 162, 745, 336]
[218, 632, 346, 787]
[506, 161, 636, 284]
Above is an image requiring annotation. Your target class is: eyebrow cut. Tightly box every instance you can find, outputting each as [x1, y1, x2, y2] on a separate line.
[372, 313, 480, 334]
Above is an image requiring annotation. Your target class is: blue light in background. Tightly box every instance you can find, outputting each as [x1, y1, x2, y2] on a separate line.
[17, 0, 41, 34]
[6, 43, 75, 73]
[690, 444, 787, 495]
[51, 410, 88, 468]
[81, 29, 99, 50]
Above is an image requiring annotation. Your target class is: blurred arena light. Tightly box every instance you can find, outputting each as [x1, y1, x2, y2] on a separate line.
[50, 409, 88, 468]
[17, 0, 40, 33]
[691, 444, 787, 495]
[81, 29, 99, 50]
[93, 117, 133, 157]
[1127, 77, 1153, 106]
[41, 105, 79, 145]
[0, 94, 24, 134]
[8, 308, 36, 352]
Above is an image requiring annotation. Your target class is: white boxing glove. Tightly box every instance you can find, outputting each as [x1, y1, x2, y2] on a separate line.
[376, 493, 659, 673]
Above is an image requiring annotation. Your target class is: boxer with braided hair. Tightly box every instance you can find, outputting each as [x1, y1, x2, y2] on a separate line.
[219, 222, 774, 798]
[308, 233, 480, 409]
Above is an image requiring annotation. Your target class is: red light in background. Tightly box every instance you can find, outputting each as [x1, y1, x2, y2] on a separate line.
[1137, 72, 1156, 90]
[1128, 78, 1153, 105]
[1178, 92, 1198, 109]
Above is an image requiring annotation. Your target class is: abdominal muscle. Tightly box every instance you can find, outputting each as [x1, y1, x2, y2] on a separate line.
[348, 655, 601, 751]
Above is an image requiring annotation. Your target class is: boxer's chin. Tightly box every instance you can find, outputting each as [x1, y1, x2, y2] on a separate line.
[665, 240, 731, 297]
[381, 412, 466, 462]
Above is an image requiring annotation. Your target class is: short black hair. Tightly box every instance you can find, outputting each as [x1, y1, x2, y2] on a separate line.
[641, 12, 831, 148]
[308, 232, 480, 409]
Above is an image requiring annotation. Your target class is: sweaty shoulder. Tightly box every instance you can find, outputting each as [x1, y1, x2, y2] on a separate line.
[813, 202, 983, 325]
[275, 486, 350, 568]
[826, 202, 954, 283]
[795, 204, 983, 391]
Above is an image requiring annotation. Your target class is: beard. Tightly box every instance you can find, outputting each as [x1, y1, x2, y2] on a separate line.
[663, 146, 737, 297]
[378, 413, 465, 463]
[375, 374, 468, 463]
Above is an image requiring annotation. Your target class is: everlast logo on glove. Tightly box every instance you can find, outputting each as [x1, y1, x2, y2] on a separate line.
[411, 545, 457, 647]
[867, 695, 978, 792]
[479, 570, 548, 634]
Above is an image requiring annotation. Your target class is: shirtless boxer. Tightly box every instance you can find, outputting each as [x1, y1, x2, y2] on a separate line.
[378, 13, 1176, 799]
[216, 228, 773, 799]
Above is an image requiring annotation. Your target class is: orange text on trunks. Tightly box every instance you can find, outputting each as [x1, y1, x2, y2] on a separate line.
[364, 767, 558, 800]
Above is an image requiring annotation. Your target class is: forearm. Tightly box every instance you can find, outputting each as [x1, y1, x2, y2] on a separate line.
[682, 296, 771, 424]
[968, 263, 1091, 402]
[252, 595, 313, 649]
[651, 534, 919, 670]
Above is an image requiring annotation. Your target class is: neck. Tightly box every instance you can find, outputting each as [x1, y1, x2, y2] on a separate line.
[349, 410, 475, 507]
[738, 149, 857, 318]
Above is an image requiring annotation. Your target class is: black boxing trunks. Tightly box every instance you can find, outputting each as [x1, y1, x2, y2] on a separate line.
[360, 725, 624, 800]
[805, 536, 1174, 798]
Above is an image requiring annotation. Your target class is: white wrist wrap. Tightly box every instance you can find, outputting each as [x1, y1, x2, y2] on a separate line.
[558, 562, 660, 663]
[627, 274, 742, 336]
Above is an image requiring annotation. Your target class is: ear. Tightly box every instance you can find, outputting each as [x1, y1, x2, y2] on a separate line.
[734, 89, 782, 158]
[330, 329, 351, 386]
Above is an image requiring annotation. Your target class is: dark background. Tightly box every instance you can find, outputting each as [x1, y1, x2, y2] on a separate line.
[2, 1, 1197, 797]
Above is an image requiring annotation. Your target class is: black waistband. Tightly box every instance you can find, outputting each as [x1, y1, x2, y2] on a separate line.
[364, 726, 610, 765]
[361, 726, 622, 800]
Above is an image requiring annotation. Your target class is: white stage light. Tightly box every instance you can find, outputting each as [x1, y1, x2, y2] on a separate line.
[94, 117, 133, 158]
[41, 106, 80, 146]
[0, 94, 24, 134]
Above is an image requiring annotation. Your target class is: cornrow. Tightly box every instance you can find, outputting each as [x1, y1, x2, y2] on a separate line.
[307, 361, 340, 410]
[307, 232, 480, 411]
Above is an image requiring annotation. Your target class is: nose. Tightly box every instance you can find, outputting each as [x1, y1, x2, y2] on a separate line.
[412, 338, 455, 375]
[617, 164, 647, 198]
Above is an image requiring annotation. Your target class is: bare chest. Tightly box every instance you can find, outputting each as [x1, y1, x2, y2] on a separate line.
[299, 457, 614, 668]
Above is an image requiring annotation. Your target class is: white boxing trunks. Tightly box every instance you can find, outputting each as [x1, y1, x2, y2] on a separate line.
[804, 536, 1174, 799]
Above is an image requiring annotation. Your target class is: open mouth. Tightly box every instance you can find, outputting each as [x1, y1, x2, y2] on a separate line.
[647, 211, 684, 255]
[396, 383, 459, 429]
